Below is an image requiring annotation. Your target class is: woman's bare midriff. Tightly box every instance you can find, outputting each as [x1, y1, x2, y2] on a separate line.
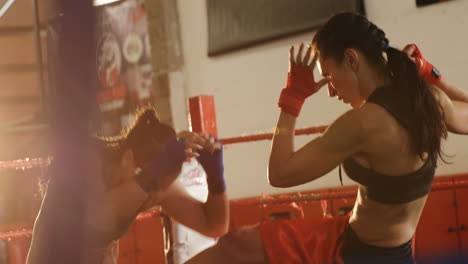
[349, 185, 427, 248]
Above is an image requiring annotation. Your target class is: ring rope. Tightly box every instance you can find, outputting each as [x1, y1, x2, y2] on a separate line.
[0, 125, 328, 171]
[220, 125, 327, 145]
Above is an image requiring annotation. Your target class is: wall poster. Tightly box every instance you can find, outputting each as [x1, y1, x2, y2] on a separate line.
[96, 0, 154, 135]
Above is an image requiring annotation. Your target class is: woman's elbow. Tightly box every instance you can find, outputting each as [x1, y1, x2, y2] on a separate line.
[267, 169, 290, 188]
[447, 121, 468, 135]
[267, 167, 279, 186]
[213, 224, 229, 237]
[203, 222, 229, 238]
[268, 176, 282, 188]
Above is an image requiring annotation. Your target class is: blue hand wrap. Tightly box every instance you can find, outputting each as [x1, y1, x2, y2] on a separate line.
[197, 141, 225, 194]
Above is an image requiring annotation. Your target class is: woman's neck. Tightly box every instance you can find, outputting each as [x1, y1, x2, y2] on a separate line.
[360, 69, 388, 100]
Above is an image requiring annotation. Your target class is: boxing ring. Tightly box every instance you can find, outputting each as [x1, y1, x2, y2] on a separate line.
[0, 95, 467, 264]
[0, 0, 465, 262]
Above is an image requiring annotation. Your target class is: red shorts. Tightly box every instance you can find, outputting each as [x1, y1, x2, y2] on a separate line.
[259, 215, 349, 264]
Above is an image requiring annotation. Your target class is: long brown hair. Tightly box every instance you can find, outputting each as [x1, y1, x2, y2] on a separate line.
[312, 12, 447, 166]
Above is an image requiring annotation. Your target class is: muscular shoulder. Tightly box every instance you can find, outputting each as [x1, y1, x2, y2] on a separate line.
[341, 104, 392, 137]
[321, 105, 386, 154]
[337, 103, 407, 154]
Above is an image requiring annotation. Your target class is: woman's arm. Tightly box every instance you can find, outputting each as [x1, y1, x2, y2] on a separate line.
[269, 44, 367, 187]
[435, 79, 468, 134]
[138, 131, 229, 237]
[435, 78, 468, 102]
[268, 108, 368, 187]
[159, 180, 229, 238]
[433, 87, 468, 135]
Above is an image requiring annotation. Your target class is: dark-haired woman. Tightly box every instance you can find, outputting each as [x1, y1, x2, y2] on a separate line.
[26, 107, 229, 264]
[185, 12, 468, 264]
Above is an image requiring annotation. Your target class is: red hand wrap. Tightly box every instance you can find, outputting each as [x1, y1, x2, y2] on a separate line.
[405, 44, 442, 85]
[278, 65, 319, 117]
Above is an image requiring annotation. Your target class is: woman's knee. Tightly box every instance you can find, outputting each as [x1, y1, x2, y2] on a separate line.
[216, 226, 265, 258]
[186, 226, 267, 264]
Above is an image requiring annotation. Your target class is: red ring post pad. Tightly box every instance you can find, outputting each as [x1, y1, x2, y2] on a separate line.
[189, 96, 218, 137]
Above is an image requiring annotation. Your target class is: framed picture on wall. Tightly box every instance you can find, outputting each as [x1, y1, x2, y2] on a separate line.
[416, 0, 453, 7]
[206, 0, 364, 56]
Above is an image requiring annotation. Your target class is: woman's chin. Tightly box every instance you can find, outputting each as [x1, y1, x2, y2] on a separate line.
[350, 100, 365, 108]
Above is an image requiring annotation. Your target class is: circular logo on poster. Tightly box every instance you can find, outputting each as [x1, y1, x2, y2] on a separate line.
[97, 32, 122, 89]
[123, 34, 143, 64]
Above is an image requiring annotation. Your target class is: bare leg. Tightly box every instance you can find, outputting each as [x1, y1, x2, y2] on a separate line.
[185, 226, 267, 264]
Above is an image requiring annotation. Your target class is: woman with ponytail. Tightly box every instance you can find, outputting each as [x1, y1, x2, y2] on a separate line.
[186, 12, 468, 264]
[27, 106, 229, 264]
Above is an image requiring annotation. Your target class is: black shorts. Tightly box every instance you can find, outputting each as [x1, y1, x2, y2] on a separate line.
[340, 226, 414, 264]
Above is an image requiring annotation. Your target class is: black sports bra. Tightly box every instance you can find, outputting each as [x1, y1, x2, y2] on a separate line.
[341, 86, 435, 204]
[342, 157, 434, 203]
